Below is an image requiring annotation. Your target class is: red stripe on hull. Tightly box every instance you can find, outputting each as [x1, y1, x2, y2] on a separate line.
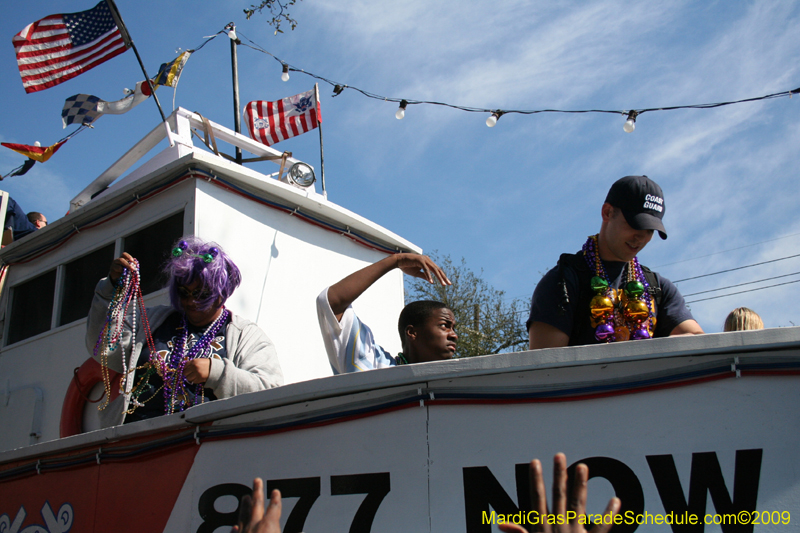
[0, 441, 199, 533]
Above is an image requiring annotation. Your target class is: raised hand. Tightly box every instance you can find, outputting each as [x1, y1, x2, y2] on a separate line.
[395, 253, 451, 286]
[499, 453, 620, 533]
[231, 478, 282, 533]
[109, 252, 137, 283]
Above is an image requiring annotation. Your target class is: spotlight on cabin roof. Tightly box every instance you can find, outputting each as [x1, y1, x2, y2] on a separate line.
[287, 162, 316, 188]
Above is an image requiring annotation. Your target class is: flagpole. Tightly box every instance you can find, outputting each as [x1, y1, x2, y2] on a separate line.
[315, 83, 327, 198]
[227, 23, 243, 165]
[105, 0, 174, 146]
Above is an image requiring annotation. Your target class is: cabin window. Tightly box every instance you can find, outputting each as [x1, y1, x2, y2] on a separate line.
[7, 270, 56, 345]
[123, 211, 184, 295]
[58, 243, 116, 327]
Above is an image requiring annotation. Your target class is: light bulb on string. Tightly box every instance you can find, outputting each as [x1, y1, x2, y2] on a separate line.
[486, 110, 504, 128]
[623, 118, 635, 133]
[396, 100, 408, 120]
[281, 64, 290, 82]
[623, 110, 638, 133]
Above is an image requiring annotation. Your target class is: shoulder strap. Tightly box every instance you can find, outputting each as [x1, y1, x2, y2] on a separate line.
[557, 251, 597, 345]
[640, 264, 662, 305]
[556, 252, 588, 316]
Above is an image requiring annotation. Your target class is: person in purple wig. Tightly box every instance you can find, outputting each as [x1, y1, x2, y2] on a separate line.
[164, 236, 243, 327]
[86, 236, 283, 428]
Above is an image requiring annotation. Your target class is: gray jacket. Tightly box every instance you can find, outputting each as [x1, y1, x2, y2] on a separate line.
[86, 277, 284, 427]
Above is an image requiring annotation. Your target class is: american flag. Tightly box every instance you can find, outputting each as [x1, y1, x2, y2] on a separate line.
[245, 89, 321, 146]
[13, 1, 129, 94]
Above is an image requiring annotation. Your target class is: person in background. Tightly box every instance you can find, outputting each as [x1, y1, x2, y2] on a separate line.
[2, 197, 46, 244]
[723, 307, 764, 332]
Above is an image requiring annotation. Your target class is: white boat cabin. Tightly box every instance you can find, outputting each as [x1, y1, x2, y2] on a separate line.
[0, 108, 415, 450]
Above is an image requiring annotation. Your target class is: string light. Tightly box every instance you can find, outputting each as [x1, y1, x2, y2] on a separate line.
[623, 110, 638, 133]
[234, 31, 800, 131]
[396, 100, 408, 120]
[486, 111, 503, 128]
[50, 27, 799, 134]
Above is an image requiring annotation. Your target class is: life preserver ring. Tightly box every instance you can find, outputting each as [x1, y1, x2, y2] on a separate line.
[60, 358, 121, 438]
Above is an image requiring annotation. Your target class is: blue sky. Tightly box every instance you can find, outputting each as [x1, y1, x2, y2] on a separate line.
[2, 0, 799, 334]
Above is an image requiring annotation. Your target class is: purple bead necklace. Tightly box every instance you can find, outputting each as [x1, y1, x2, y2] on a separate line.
[163, 307, 230, 415]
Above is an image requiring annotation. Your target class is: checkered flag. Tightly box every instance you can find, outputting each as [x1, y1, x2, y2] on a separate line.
[61, 94, 102, 128]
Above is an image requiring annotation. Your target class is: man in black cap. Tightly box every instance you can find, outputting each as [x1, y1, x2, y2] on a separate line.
[527, 175, 703, 349]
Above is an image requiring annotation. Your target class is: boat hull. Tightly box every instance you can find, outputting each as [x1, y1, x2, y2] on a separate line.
[2, 336, 798, 533]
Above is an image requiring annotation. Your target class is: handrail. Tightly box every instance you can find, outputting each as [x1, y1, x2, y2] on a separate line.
[69, 108, 307, 212]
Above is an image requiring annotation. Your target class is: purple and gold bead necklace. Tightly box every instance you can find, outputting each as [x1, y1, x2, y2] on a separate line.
[582, 234, 655, 343]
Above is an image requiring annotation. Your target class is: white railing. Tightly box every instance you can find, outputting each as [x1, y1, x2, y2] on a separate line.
[69, 108, 305, 212]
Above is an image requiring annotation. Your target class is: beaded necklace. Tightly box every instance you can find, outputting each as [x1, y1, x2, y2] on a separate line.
[94, 260, 157, 411]
[162, 308, 230, 415]
[582, 234, 655, 342]
[94, 260, 229, 417]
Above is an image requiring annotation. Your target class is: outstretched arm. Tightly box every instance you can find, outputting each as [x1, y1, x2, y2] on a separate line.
[327, 253, 451, 320]
[499, 453, 620, 533]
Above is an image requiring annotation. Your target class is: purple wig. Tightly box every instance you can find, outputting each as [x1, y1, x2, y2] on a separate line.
[164, 236, 241, 313]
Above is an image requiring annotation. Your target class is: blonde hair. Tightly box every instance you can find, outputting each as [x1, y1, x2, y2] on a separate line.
[723, 307, 764, 332]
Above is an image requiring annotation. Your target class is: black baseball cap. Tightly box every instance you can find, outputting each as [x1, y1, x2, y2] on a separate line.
[605, 175, 667, 239]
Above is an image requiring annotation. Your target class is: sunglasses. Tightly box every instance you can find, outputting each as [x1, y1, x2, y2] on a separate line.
[176, 285, 212, 301]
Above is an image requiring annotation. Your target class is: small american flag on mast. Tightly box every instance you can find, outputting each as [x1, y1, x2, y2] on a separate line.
[13, 1, 128, 94]
[245, 89, 321, 146]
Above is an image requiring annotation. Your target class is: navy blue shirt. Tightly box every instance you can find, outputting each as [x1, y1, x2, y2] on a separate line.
[527, 254, 694, 346]
[4, 197, 38, 240]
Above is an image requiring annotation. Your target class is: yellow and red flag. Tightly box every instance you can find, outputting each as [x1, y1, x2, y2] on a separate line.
[1, 141, 65, 163]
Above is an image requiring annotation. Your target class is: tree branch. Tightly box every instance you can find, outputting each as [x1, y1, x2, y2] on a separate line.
[244, 0, 301, 33]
